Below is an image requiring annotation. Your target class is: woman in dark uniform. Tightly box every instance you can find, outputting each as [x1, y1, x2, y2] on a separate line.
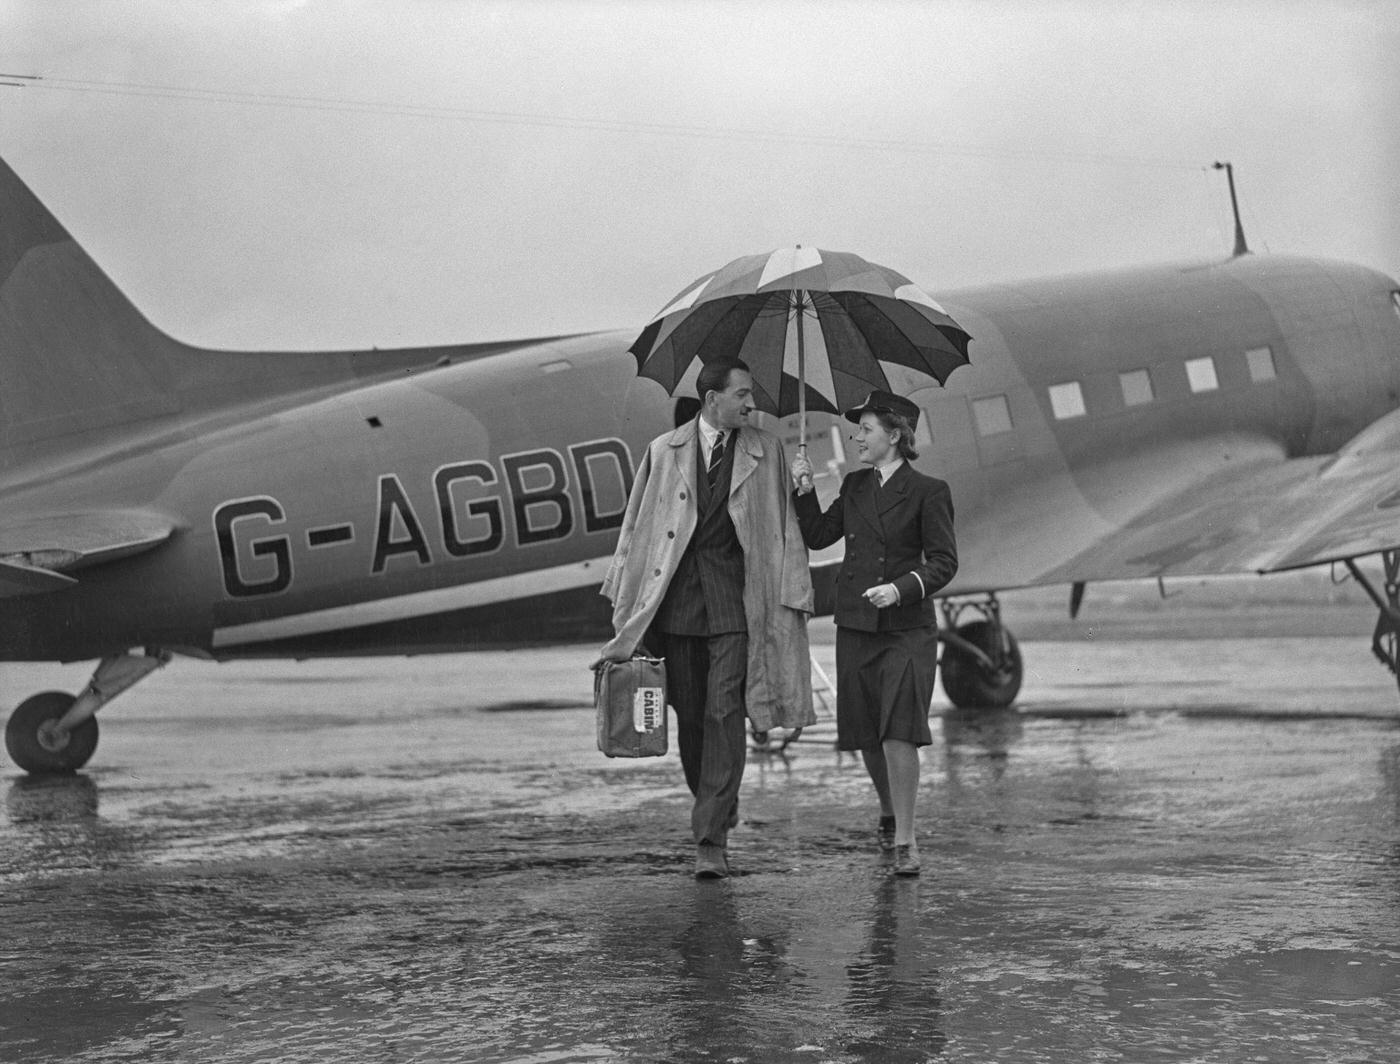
[791, 391, 957, 876]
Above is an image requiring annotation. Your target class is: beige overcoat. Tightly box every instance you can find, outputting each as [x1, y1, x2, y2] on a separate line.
[599, 419, 816, 732]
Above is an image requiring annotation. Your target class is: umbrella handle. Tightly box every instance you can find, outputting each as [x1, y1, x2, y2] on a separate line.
[795, 290, 814, 493]
[796, 442, 814, 493]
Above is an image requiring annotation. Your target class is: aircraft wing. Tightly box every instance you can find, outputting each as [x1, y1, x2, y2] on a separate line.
[1035, 408, 1400, 583]
[0, 509, 179, 598]
[0, 559, 77, 597]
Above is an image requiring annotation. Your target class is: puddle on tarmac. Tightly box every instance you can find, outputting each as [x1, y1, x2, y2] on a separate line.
[5, 714, 1400, 1064]
[3, 642, 1400, 1062]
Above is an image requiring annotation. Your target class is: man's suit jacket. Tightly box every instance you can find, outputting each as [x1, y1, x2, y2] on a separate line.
[654, 428, 746, 635]
[599, 417, 815, 730]
[794, 462, 957, 632]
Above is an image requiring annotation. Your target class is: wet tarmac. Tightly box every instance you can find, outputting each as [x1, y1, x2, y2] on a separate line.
[3, 600, 1400, 1062]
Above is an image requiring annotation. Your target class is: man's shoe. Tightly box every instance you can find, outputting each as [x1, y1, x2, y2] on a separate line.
[877, 816, 897, 853]
[695, 843, 729, 879]
[893, 843, 921, 877]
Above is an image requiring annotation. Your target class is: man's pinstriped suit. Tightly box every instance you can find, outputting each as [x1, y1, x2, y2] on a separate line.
[652, 428, 747, 846]
[599, 413, 815, 855]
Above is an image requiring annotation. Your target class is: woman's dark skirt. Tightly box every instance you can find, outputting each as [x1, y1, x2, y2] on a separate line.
[834, 625, 939, 750]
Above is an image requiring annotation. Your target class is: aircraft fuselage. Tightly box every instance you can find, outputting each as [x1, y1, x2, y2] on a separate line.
[2, 254, 1398, 662]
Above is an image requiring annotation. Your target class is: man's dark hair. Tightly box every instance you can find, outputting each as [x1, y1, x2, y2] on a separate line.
[696, 358, 750, 404]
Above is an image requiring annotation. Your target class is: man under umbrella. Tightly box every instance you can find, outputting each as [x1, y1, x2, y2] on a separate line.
[593, 358, 815, 879]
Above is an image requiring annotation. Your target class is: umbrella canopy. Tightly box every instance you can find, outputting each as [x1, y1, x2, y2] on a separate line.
[629, 246, 972, 424]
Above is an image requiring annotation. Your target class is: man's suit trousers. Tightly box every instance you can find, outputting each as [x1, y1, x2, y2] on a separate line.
[656, 629, 747, 847]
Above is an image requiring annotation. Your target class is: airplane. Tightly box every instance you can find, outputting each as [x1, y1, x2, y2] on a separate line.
[3, 151, 1400, 775]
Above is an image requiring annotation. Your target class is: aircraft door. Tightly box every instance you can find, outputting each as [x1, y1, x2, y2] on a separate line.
[921, 394, 979, 478]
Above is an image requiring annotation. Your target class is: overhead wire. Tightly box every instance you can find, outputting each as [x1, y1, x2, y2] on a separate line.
[0, 72, 1203, 173]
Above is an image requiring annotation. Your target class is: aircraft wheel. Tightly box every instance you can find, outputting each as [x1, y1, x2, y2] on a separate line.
[941, 621, 1023, 710]
[5, 692, 99, 774]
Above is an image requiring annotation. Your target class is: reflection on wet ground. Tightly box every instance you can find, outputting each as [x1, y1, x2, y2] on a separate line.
[2, 632, 1399, 1062]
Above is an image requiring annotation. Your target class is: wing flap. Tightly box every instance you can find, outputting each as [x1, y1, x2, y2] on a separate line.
[0, 509, 180, 594]
[0, 558, 78, 598]
[1265, 406, 1400, 570]
[1035, 440, 1400, 584]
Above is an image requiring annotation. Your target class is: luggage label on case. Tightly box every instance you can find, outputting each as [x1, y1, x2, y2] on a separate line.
[633, 686, 665, 733]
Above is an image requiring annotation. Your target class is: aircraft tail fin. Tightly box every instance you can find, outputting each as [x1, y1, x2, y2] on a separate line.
[0, 155, 566, 467]
[0, 155, 193, 450]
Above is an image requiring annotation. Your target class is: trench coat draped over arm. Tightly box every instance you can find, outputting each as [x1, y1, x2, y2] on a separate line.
[599, 420, 816, 731]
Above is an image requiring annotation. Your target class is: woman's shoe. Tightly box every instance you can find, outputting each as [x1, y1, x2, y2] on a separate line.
[877, 816, 897, 853]
[893, 843, 921, 877]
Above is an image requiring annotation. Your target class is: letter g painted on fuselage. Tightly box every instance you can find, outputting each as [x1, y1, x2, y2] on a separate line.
[214, 496, 292, 598]
[434, 460, 504, 557]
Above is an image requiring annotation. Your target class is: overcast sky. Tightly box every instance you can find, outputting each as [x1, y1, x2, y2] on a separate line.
[2, 1, 1397, 350]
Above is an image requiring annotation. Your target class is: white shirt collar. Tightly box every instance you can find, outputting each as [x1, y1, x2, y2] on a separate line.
[876, 457, 904, 485]
[697, 415, 724, 454]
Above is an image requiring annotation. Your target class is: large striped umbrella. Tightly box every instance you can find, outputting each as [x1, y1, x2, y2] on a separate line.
[628, 245, 972, 444]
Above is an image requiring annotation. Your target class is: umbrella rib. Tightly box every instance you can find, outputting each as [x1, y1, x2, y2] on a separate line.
[837, 292, 966, 374]
[688, 292, 773, 363]
[808, 292, 896, 400]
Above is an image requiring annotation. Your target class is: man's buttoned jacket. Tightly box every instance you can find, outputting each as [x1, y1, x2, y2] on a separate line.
[600, 418, 815, 731]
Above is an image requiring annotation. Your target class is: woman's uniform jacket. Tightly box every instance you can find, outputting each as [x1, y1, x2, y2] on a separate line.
[599, 419, 816, 732]
[794, 463, 957, 632]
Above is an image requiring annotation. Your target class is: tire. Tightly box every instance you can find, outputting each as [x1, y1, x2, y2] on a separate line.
[5, 692, 99, 774]
[940, 621, 1023, 709]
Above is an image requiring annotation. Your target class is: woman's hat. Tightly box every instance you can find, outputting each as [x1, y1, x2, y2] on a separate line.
[844, 390, 920, 428]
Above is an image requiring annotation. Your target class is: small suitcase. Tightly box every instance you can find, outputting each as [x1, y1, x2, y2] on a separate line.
[594, 656, 669, 758]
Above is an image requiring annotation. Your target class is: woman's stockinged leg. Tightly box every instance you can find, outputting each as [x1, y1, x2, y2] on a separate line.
[881, 738, 920, 846]
[861, 744, 894, 818]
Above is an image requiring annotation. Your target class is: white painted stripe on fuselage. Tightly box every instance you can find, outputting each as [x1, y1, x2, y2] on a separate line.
[210, 556, 614, 647]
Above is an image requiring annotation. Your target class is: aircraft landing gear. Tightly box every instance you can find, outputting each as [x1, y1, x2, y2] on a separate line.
[5, 692, 100, 775]
[939, 595, 1023, 709]
[4, 648, 171, 774]
[1343, 551, 1400, 695]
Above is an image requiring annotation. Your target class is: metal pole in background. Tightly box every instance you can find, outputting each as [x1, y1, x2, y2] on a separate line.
[1212, 161, 1250, 257]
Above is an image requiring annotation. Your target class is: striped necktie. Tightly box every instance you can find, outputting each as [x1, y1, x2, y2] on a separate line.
[707, 432, 727, 482]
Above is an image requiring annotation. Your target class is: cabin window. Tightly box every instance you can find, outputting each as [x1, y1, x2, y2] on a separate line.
[1245, 346, 1277, 382]
[1119, 369, 1154, 406]
[1048, 382, 1086, 420]
[972, 395, 1013, 436]
[1185, 356, 1219, 392]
